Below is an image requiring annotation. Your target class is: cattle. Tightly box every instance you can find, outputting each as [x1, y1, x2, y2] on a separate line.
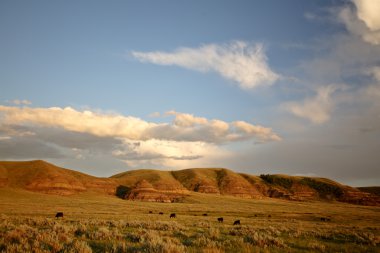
[268, 214, 271, 218]
[233, 220, 240, 225]
[320, 217, 331, 222]
[217, 217, 223, 223]
[159, 212, 164, 215]
[149, 211, 153, 214]
[170, 213, 176, 218]
[55, 212, 63, 219]
[203, 213, 208, 216]
[254, 214, 258, 217]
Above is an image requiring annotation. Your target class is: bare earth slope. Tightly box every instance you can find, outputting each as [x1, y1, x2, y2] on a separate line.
[0, 160, 379, 205]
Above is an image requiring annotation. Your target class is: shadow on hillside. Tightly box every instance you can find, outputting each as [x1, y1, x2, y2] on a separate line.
[116, 185, 132, 199]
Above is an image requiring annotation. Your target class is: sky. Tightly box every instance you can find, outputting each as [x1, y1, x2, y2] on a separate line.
[0, 0, 379, 186]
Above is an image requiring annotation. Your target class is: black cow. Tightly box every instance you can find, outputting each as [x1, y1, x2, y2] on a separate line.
[233, 220, 240, 225]
[149, 211, 153, 214]
[320, 217, 331, 222]
[159, 212, 164, 215]
[203, 213, 208, 216]
[217, 217, 223, 223]
[55, 212, 63, 219]
[268, 214, 271, 218]
[170, 213, 176, 218]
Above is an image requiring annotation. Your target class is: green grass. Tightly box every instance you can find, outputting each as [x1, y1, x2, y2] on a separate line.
[0, 188, 379, 252]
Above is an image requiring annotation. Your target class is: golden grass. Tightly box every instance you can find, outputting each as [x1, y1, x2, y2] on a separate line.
[111, 169, 185, 191]
[0, 188, 379, 252]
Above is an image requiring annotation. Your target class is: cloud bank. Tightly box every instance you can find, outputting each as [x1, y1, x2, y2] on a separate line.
[0, 106, 280, 143]
[0, 105, 280, 169]
[132, 41, 279, 90]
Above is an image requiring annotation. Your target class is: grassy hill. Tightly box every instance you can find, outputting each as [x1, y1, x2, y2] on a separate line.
[0, 160, 117, 195]
[111, 169, 187, 192]
[0, 160, 379, 206]
[358, 187, 380, 196]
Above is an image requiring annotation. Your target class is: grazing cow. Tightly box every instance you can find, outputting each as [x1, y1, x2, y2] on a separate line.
[203, 213, 208, 216]
[149, 211, 153, 214]
[55, 212, 63, 219]
[217, 217, 223, 223]
[233, 220, 240, 225]
[159, 212, 164, 215]
[268, 214, 271, 218]
[320, 217, 331, 222]
[170, 213, 176, 218]
[254, 214, 258, 217]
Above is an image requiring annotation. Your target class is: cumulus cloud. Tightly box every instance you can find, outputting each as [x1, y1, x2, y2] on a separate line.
[132, 41, 279, 89]
[0, 105, 280, 169]
[339, 0, 380, 45]
[0, 105, 280, 144]
[283, 85, 339, 124]
[0, 105, 157, 140]
[353, 0, 380, 31]
[112, 139, 229, 169]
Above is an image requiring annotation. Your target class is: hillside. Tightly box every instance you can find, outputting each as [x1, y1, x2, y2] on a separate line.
[172, 168, 263, 198]
[0, 160, 117, 195]
[111, 169, 188, 202]
[0, 160, 379, 205]
[358, 187, 380, 196]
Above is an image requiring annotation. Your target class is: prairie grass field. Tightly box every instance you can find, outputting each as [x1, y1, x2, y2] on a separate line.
[0, 188, 379, 252]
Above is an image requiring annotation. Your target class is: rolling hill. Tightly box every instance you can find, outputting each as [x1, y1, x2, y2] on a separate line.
[0, 160, 379, 206]
[0, 160, 117, 195]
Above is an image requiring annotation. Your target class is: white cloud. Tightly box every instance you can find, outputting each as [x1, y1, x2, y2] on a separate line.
[0, 105, 155, 140]
[166, 110, 208, 127]
[132, 41, 279, 89]
[233, 121, 282, 141]
[284, 85, 338, 124]
[339, 0, 380, 45]
[0, 105, 281, 169]
[0, 105, 280, 144]
[112, 139, 231, 169]
[353, 0, 380, 31]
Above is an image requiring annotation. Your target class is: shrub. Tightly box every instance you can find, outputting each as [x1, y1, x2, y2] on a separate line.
[260, 174, 293, 189]
[300, 178, 344, 199]
[63, 240, 93, 253]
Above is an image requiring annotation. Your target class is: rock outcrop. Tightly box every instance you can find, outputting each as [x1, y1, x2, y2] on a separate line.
[125, 179, 185, 203]
[340, 189, 380, 206]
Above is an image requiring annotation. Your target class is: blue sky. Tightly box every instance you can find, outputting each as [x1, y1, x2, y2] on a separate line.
[1, 0, 379, 186]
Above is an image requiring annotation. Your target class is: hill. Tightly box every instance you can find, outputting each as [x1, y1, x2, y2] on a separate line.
[0, 160, 117, 195]
[358, 187, 380, 196]
[111, 169, 188, 202]
[0, 160, 379, 206]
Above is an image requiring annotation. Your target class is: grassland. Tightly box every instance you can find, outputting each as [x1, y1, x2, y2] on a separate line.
[0, 188, 379, 253]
